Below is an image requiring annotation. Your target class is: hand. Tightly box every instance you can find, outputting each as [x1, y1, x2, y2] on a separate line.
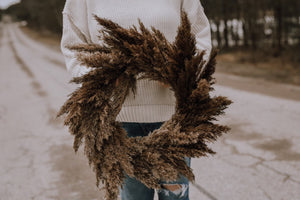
[158, 81, 170, 88]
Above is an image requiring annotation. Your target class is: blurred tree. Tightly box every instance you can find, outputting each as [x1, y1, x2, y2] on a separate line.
[3, 0, 300, 60]
[5, 0, 65, 34]
[4, 3, 30, 21]
[201, 0, 222, 48]
[21, 0, 65, 33]
[201, 0, 299, 55]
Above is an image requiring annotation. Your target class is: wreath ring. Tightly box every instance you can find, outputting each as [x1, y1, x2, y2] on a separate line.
[57, 10, 232, 200]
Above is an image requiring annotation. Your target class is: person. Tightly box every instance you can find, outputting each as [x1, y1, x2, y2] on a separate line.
[61, 0, 212, 199]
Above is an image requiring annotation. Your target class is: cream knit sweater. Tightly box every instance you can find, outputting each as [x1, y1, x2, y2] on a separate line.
[61, 0, 212, 123]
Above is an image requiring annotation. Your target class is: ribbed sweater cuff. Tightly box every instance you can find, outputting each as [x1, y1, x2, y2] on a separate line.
[116, 104, 175, 123]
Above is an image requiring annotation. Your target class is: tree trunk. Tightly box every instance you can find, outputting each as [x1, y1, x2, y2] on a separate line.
[274, 0, 283, 55]
[222, 1, 229, 48]
[216, 20, 222, 48]
[223, 19, 229, 48]
[242, 20, 249, 47]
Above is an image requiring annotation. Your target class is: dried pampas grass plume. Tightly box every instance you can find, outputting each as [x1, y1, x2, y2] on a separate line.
[57, 9, 232, 200]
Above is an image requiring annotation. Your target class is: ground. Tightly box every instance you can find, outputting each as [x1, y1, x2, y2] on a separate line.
[0, 21, 300, 200]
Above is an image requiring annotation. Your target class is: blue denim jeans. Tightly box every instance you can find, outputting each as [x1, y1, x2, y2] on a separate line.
[120, 122, 191, 200]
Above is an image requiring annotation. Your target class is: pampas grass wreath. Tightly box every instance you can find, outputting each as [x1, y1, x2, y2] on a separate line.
[57, 9, 232, 200]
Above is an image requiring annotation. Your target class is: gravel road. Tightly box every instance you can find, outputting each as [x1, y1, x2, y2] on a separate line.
[1, 21, 299, 200]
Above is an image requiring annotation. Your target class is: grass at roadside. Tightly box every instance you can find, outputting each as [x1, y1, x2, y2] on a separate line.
[216, 48, 300, 86]
[20, 25, 61, 52]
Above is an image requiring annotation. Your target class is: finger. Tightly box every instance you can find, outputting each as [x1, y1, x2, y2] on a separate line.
[159, 82, 169, 88]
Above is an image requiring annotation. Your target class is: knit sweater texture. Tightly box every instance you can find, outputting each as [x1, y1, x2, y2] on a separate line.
[61, 0, 212, 122]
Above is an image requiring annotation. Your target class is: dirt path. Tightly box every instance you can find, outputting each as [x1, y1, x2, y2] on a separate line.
[0, 21, 300, 200]
[0, 22, 105, 200]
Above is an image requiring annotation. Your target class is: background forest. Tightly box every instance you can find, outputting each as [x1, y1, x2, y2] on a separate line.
[1, 0, 300, 80]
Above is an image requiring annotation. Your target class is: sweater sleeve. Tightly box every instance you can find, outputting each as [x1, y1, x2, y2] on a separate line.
[60, 0, 92, 77]
[183, 0, 212, 64]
